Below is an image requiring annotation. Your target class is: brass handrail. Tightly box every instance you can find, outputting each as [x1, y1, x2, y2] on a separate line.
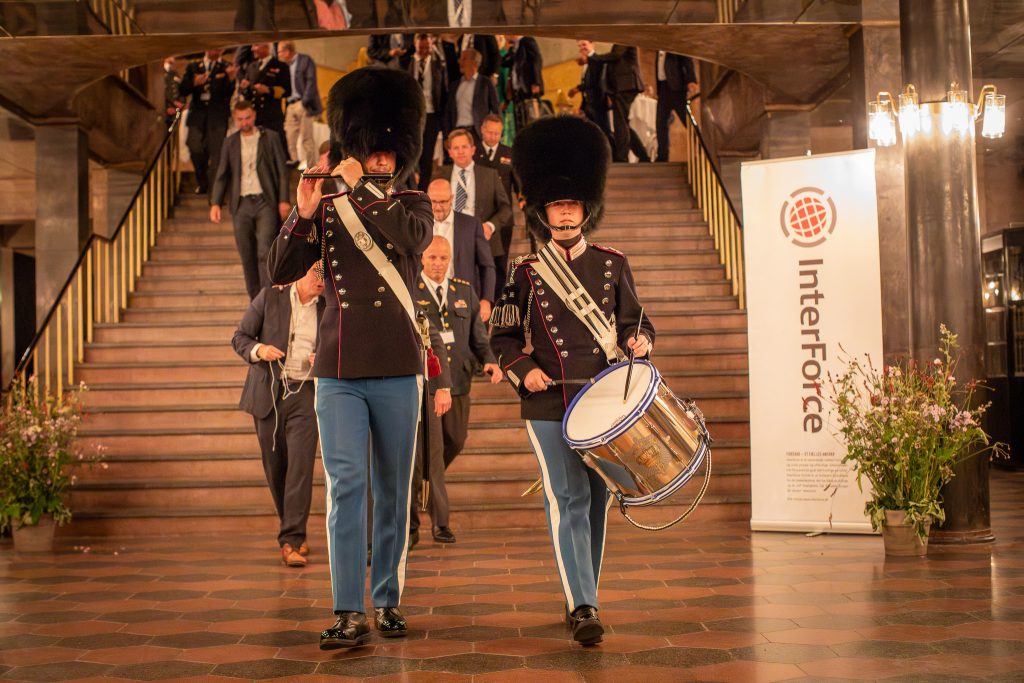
[715, 0, 743, 23]
[684, 103, 745, 309]
[8, 110, 182, 400]
[85, 0, 138, 36]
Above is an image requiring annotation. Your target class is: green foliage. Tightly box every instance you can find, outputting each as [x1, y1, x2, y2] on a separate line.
[827, 325, 1005, 540]
[0, 377, 97, 532]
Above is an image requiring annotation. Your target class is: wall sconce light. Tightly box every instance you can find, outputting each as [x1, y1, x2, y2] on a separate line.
[868, 83, 1005, 146]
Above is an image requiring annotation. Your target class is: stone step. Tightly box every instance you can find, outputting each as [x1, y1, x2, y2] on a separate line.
[61, 496, 750, 536]
[135, 276, 242, 295]
[595, 236, 714, 252]
[79, 429, 257, 456]
[596, 224, 711, 238]
[471, 367, 750, 400]
[121, 307, 244, 324]
[601, 210, 705, 225]
[633, 279, 733, 296]
[83, 382, 242, 408]
[646, 311, 747, 331]
[624, 250, 721, 267]
[85, 341, 240, 364]
[468, 391, 750, 421]
[150, 245, 239, 262]
[626, 264, 726, 281]
[93, 322, 236, 344]
[640, 297, 739, 314]
[143, 260, 243, 277]
[158, 232, 238, 247]
[128, 291, 250, 310]
[82, 405, 251, 431]
[77, 361, 246, 385]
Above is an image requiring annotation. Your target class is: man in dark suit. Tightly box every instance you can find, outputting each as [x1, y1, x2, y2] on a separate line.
[443, 128, 511, 299]
[278, 41, 323, 168]
[162, 57, 183, 127]
[412, 235, 502, 543]
[504, 35, 544, 131]
[571, 40, 612, 141]
[209, 100, 291, 299]
[474, 114, 514, 296]
[368, 33, 414, 69]
[426, 178, 495, 317]
[585, 44, 645, 162]
[240, 42, 292, 144]
[408, 33, 448, 191]
[232, 264, 325, 568]
[443, 48, 499, 143]
[182, 49, 234, 194]
[655, 51, 698, 162]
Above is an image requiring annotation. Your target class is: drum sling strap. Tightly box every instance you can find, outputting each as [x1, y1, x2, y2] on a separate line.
[531, 242, 621, 364]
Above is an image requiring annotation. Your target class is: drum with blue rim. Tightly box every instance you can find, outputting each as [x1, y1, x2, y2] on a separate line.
[562, 360, 712, 530]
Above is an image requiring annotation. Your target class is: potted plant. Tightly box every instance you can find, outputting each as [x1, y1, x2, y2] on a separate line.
[827, 325, 1004, 556]
[1, 377, 93, 552]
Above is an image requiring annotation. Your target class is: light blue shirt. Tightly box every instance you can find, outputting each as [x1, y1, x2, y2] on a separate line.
[455, 74, 477, 127]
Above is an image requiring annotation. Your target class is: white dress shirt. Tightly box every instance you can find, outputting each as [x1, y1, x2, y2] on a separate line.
[239, 129, 263, 197]
[421, 272, 450, 311]
[432, 210, 456, 279]
[450, 161, 477, 217]
[249, 284, 319, 380]
[657, 51, 667, 82]
[481, 144, 497, 162]
[455, 74, 477, 127]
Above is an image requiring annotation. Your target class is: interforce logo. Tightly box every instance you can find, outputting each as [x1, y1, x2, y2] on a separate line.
[779, 187, 836, 247]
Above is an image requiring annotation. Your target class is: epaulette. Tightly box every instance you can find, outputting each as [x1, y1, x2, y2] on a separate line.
[391, 190, 422, 197]
[591, 244, 624, 257]
[490, 254, 537, 328]
[451, 277, 470, 286]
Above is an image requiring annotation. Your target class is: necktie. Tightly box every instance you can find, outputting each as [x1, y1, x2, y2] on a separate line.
[488, 147, 495, 161]
[417, 58, 426, 85]
[454, 169, 468, 214]
[436, 285, 447, 315]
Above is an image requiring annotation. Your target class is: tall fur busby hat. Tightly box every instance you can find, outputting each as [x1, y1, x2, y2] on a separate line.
[326, 66, 425, 181]
[512, 115, 610, 242]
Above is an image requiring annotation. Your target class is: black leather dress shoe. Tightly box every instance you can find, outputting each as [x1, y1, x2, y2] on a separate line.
[432, 526, 456, 543]
[374, 607, 408, 637]
[319, 611, 370, 650]
[569, 605, 604, 645]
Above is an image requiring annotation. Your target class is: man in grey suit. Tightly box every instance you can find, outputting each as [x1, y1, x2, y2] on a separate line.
[232, 264, 325, 567]
[443, 48, 499, 143]
[426, 178, 495, 320]
[278, 41, 323, 169]
[443, 128, 511, 303]
[411, 236, 502, 543]
[209, 100, 291, 299]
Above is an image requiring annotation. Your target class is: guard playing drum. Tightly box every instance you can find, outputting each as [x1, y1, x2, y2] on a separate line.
[267, 67, 433, 649]
[490, 116, 655, 645]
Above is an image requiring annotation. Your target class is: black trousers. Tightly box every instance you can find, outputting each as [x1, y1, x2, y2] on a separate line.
[417, 112, 444, 191]
[656, 82, 689, 162]
[610, 91, 650, 162]
[233, 195, 278, 299]
[411, 393, 471, 531]
[186, 114, 227, 193]
[253, 381, 317, 548]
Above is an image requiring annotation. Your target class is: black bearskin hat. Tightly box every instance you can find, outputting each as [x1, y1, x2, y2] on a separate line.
[326, 66, 425, 180]
[512, 115, 610, 242]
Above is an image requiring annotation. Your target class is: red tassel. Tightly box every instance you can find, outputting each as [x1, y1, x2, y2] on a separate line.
[426, 348, 442, 379]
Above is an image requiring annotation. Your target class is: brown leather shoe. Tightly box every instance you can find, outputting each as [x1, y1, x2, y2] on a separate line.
[298, 542, 309, 557]
[281, 543, 307, 567]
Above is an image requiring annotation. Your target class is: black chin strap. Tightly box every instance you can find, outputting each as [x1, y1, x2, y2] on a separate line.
[533, 208, 592, 234]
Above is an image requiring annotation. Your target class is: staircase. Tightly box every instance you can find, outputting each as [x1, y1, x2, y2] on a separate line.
[70, 162, 750, 536]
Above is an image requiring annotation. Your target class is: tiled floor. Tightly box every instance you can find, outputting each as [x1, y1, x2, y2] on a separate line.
[1, 471, 1022, 682]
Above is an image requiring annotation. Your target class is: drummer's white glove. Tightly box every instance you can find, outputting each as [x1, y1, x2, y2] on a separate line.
[524, 368, 553, 392]
[627, 334, 651, 358]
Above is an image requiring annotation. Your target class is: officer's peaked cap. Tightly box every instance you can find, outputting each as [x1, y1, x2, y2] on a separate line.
[326, 66, 425, 179]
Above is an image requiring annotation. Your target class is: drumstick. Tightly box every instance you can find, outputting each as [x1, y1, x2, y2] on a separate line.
[623, 308, 645, 404]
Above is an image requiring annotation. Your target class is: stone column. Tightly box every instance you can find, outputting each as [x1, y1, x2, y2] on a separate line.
[34, 122, 90, 326]
[900, 0, 990, 542]
[849, 17, 910, 360]
[759, 107, 811, 160]
[0, 247, 14, 386]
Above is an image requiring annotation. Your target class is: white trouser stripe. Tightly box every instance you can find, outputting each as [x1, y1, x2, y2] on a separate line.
[395, 375, 424, 598]
[313, 378, 335, 594]
[596, 494, 613, 587]
[526, 421, 576, 613]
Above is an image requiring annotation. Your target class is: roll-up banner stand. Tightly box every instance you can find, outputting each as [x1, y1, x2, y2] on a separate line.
[741, 149, 882, 533]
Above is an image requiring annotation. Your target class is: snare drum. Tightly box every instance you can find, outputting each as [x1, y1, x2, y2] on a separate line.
[562, 360, 711, 529]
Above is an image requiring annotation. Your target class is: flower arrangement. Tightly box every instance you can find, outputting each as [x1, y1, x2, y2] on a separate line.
[828, 325, 1004, 540]
[0, 377, 97, 533]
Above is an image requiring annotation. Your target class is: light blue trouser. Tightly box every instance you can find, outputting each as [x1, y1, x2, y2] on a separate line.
[316, 375, 423, 613]
[526, 419, 612, 612]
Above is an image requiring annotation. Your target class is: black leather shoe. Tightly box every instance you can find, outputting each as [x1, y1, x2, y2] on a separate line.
[432, 526, 456, 543]
[319, 611, 370, 650]
[374, 607, 408, 637]
[569, 605, 604, 645]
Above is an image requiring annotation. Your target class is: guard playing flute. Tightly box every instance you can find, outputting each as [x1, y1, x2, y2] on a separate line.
[489, 116, 655, 645]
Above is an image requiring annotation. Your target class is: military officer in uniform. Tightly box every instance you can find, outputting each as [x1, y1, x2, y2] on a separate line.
[411, 235, 501, 543]
[489, 116, 655, 645]
[240, 43, 292, 147]
[267, 67, 432, 650]
[181, 49, 234, 195]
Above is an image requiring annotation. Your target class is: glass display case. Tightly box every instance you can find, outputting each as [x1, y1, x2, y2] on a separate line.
[982, 225, 1024, 469]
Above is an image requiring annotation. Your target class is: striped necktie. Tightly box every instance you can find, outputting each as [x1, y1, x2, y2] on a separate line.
[454, 168, 468, 214]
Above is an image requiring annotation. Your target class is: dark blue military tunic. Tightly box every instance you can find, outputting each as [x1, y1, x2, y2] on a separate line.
[267, 179, 434, 379]
[489, 242, 655, 421]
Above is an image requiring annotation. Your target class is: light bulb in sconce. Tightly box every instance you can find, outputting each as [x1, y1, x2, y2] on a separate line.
[944, 89, 970, 135]
[868, 97, 897, 147]
[898, 86, 920, 138]
[981, 92, 1006, 138]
